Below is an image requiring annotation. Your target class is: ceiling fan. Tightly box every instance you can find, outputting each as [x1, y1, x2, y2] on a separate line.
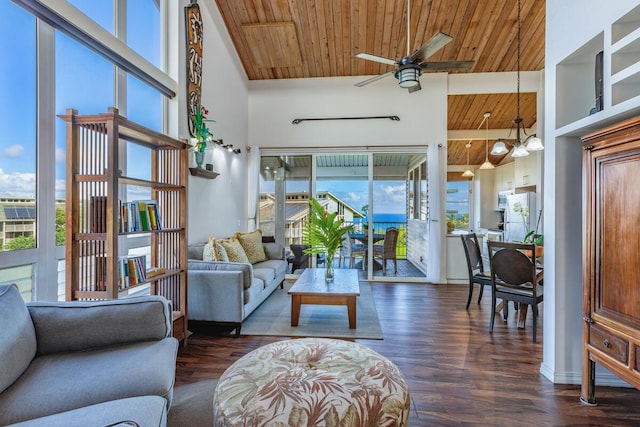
[354, 0, 474, 93]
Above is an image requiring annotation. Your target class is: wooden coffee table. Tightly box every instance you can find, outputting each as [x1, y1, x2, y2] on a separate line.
[288, 268, 360, 328]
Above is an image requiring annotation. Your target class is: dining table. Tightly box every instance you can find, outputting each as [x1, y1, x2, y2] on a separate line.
[349, 233, 385, 244]
[348, 233, 385, 270]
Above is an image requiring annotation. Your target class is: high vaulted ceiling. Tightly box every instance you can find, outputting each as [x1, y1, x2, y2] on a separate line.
[213, 0, 546, 165]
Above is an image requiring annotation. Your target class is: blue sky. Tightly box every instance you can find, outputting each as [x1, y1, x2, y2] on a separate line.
[0, 0, 159, 199]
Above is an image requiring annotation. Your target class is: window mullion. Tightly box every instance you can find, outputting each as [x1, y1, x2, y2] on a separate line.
[34, 17, 58, 301]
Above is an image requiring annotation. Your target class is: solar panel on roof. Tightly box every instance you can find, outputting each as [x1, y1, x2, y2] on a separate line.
[3, 206, 36, 219]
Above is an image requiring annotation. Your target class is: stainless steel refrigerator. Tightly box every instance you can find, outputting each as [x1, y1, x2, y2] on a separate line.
[504, 192, 537, 242]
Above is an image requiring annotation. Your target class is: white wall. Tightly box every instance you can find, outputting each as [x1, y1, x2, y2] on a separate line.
[177, 1, 250, 244]
[543, 0, 640, 385]
[249, 74, 448, 149]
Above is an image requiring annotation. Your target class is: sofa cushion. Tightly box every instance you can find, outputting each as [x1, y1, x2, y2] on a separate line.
[253, 259, 288, 280]
[219, 239, 250, 264]
[0, 284, 37, 395]
[6, 395, 167, 427]
[263, 242, 284, 260]
[253, 268, 275, 288]
[244, 278, 265, 305]
[187, 243, 205, 261]
[0, 340, 177, 425]
[233, 230, 267, 264]
[188, 260, 252, 290]
[27, 297, 172, 355]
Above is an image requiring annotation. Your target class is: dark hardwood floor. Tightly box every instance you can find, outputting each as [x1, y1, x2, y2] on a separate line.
[175, 283, 640, 426]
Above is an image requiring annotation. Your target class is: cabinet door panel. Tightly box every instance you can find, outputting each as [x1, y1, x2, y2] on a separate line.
[594, 146, 640, 326]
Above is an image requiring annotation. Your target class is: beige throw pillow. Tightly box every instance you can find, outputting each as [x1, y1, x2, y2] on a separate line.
[216, 241, 229, 262]
[233, 229, 267, 264]
[219, 238, 250, 264]
[203, 240, 217, 261]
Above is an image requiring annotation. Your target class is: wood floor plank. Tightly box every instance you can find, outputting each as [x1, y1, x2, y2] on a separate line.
[175, 282, 640, 426]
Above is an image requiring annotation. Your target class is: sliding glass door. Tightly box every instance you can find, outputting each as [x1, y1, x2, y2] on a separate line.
[260, 150, 428, 282]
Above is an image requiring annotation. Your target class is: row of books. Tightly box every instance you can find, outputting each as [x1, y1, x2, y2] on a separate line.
[118, 255, 147, 289]
[90, 197, 164, 233]
[119, 200, 163, 233]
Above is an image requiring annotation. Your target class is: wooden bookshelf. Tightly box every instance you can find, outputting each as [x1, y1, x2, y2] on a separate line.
[60, 107, 190, 346]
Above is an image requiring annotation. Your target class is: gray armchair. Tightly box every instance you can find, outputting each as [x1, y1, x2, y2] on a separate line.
[0, 283, 177, 426]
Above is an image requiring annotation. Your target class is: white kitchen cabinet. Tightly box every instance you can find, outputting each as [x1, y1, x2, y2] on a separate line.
[493, 162, 515, 195]
[514, 151, 541, 188]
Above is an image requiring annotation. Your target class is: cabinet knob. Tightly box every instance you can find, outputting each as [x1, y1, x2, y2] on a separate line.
[603, 339, 610, 348]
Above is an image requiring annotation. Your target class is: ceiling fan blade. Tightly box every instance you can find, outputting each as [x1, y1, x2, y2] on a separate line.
[408, 82, 422, 94]
[410, 32, 453, 64]
[420, 60, 475, 71]
[355, 53, 398, 66]
[354, 70, 396, 87]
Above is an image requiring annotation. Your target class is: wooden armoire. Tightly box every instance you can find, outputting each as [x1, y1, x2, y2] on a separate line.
[581, 115, 640, 404]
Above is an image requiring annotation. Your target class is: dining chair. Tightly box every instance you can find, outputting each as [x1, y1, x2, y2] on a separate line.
[487, 240, 544, 343]
[373, 227, 398, 274]
[460, 233, 492, 309]
[341, 233, 366, 270]
[289, 244, 311, 272]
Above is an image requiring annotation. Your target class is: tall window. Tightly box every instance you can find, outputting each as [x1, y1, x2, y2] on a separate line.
[446, 180, 471, 230]
[0, 2, 37, 252]
[0, 0, 168, 301]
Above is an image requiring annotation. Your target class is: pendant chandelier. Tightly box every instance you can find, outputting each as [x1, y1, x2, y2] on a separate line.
[462, 142, 474, 177]
[479, 112, 495, 169]
[490, 0, 544, 158]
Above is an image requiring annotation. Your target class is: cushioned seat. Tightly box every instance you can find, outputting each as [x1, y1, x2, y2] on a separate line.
[213, 338, 411, 426]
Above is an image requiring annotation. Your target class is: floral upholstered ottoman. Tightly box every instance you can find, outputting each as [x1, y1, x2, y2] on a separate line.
[212, 338, 410, 426]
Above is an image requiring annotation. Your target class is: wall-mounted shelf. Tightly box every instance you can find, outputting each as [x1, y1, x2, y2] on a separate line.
[189, 168, 219, 179]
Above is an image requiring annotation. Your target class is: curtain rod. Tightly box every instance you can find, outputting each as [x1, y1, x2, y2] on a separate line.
[291, 115, 400, 124]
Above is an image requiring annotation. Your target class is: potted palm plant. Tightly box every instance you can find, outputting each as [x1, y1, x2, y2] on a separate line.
[303, 198, 354, 282]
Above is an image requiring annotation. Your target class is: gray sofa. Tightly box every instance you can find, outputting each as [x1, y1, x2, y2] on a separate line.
[187, 241, 287, 336]
[0, 283, 178, 427]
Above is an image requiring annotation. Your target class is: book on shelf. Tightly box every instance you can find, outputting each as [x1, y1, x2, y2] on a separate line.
[117, 255, 147, 289]
[119, 200, 162, 233]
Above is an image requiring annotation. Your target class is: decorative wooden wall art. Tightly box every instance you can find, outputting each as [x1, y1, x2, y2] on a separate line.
[185, 0, 203, 137]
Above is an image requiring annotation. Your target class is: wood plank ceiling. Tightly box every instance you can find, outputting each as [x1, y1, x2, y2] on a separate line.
[213, 0, 546, 166]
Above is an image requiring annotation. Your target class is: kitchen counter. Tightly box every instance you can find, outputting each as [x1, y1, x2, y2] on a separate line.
[446, 233, 485, 284]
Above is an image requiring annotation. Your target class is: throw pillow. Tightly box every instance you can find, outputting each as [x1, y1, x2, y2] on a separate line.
[216, 241, 229, 262]
[219, 238, 250, 264]
[203, 238, 218, 262]
[233, 229, 267, 264]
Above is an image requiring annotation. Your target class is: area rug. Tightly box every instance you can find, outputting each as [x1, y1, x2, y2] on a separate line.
[240, 282, 383, 340]
[167, 379, 217, 427]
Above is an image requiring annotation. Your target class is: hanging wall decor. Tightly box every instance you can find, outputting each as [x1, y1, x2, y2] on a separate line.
[185, 1, 203, 137]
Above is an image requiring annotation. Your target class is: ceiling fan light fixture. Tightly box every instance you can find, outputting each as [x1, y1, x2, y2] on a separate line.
[396, 65, 421, 88]
[491, 140, 509, 155]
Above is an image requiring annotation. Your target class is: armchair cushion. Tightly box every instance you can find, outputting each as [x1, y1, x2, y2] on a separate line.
[6, 395, 167, 427]
[27, 296, 172, 355]
[0, 340, 177, 424]
[0, 284, 36, 395]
